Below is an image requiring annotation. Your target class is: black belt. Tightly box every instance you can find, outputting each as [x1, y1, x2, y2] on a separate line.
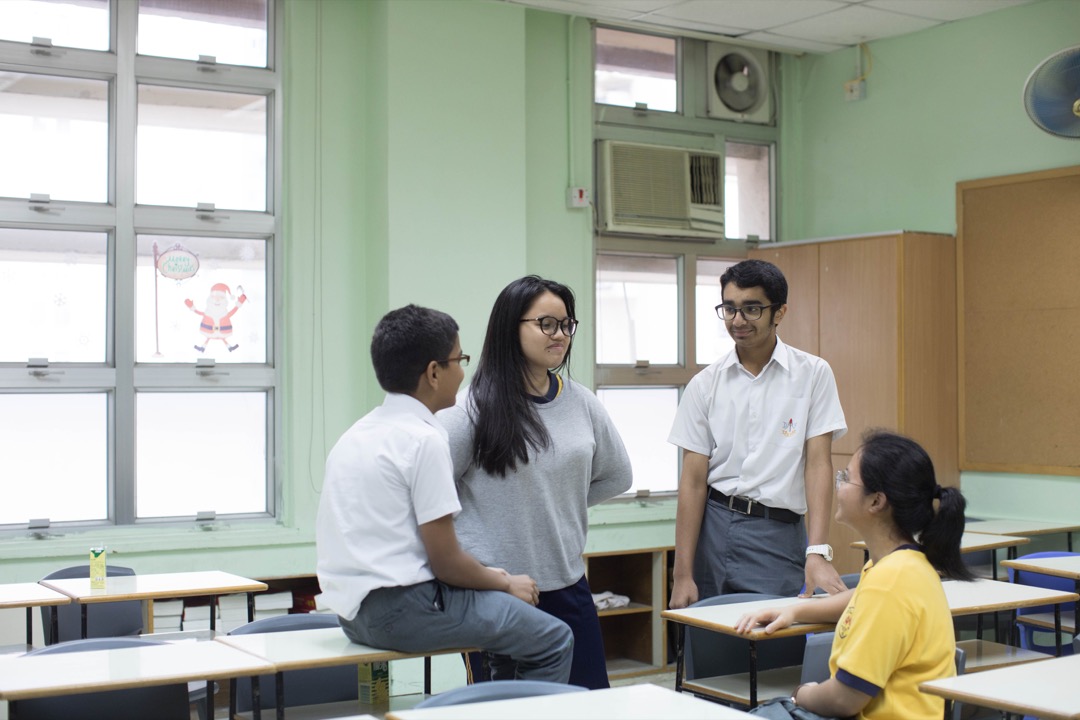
[708, 487, 801, 524]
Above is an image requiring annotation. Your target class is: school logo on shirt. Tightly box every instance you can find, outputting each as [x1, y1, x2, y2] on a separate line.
[781, 417, 797, 437]
[838, 603, 855, 639]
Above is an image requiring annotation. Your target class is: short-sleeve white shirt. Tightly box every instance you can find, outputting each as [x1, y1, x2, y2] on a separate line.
[316, 393, 462, 620]
[668, 337, 847, 515]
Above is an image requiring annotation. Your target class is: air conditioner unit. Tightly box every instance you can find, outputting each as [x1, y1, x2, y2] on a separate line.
[706, 42, 772, 125]
[597, 140, 724, 240]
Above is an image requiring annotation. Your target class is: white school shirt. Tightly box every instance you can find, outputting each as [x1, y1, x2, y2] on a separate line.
[315, 393, 462, 621]
[668, 337, 847, 515]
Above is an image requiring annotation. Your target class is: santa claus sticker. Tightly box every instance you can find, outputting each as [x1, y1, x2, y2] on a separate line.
[186, 283, 248, 353]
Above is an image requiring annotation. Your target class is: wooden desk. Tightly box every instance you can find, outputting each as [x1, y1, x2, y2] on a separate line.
[385, 684, 755, 719]
[40, 570, 268, 637]
[943, 577, 1078, 655]
[0, 583, 70, 646]
[0, 639, 275, 719]
[967, 519, 1080, 551]
[850, 533, 1030, 580]
[920, 652, 1080, 720]
[662, 596, 833, 707]
[216, 627, 473, 720]
[1001, 554, 1080, 638]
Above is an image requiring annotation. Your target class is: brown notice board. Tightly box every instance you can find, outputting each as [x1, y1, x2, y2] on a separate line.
[958, 164, 1080, 475]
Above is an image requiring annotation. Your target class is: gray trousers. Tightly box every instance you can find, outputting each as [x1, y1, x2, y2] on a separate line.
[694, 496, 806, 597]
[339, 580, 574, 683]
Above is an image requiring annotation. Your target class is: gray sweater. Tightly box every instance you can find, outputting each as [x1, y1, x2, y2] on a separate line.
[438, 378, 632, 591]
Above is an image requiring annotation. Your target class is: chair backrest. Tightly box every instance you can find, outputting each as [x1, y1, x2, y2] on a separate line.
[229, 612, 356, 712]
[39, 564, 142, 645]
[1006, 551, 1078, 655]
[840, 572, 861, 589]
[683, 593, 806, 681]
[950, 645, 966, 720]
[12, 637, 189, 720]
[798, 631, 834, 684]
[414, 680, 587, 708]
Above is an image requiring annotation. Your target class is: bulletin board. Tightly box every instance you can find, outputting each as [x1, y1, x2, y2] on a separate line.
[958, 164, 1080, 475]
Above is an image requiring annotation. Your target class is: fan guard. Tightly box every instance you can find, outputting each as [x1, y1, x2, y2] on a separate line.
[1023, 45, 1080, 138]
[714, 51, 764, 114]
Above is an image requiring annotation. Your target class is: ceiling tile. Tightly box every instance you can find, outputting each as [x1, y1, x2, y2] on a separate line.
[652, 0, 847, 31]
[503, 0, 642, 20]
[864, 0, 1035, 22]
[635, 13, 750, 36]
[739, 30, 846, 55]
[770, 4, 939, 45]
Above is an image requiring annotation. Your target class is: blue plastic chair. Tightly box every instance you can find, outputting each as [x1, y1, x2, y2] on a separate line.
[11, 637, 190, 720]
[39, 564, 142, 645]
[1006, 551, 1078, 655]
[414, 679, 587, 708]
[228, 612, 358, 713]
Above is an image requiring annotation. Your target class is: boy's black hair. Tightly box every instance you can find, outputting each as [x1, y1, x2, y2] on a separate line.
[370, 304, 459, 394]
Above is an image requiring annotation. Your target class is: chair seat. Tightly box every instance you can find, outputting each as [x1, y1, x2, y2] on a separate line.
[682, 665, 802, 707]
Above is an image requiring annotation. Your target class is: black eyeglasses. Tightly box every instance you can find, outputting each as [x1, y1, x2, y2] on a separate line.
[715, 303, 781, 321]
[437, 354, 470, 368]
[520, 316, 579, 337]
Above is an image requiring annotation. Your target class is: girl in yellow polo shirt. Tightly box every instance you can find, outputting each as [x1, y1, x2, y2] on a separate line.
[735, 430, 973, 720]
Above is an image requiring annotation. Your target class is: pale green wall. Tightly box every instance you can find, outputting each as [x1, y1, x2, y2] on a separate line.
[778, 0, 1080, 517]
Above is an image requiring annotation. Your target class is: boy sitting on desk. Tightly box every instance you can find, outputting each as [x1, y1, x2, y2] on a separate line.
[316, 304, 574, 683]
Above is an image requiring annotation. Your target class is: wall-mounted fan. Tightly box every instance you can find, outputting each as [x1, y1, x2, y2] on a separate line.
[706, 43, 772, 125]
[1023, 45, 1080, 138]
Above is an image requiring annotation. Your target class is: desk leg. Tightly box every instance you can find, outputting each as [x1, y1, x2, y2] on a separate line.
[50, 607, 58, 646]
[1074, 580, 1079, 643]
[1053, 606, 1062, 657]
[252, 675, 262, 720]
[248, 592, 256, 623]
[81, 604, 88, 639]
[25, 608, 32, 646]
[229, 678, 237, 720]
[276, 670, 286, 720]
[205, 680, 213, 719]
[749, 640, 758, 708]
[1068, 532, 1073, 553]
[674, 623, 685, 693]
[210, 595, 217, 633]
[424, 657, 432, 695]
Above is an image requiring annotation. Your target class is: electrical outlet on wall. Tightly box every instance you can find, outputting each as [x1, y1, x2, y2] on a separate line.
[567, 186, 590, 208]
[844, 79, 866, 102]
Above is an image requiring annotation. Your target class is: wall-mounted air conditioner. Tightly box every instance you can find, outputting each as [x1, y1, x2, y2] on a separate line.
[706, 42, 772, 125]
[597, 140, 724, 240]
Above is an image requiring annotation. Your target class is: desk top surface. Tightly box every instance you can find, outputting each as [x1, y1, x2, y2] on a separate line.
[1000, 554, 1080, 579]
[967, 519, 1080, 537]
[39, 570, 268, 603]
[942, 578, 1078, 615]
[386, 684, 754, 720]
[920, 652, 1080, 720]
[662, 596, 834, 639]
[215, 627, 471, 671]
[851, 532, 1031, 553]
[0, 582, 71, 609]
[0, 640, 275, 701]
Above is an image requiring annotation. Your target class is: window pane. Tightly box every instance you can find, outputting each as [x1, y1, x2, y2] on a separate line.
[0, 228, 107, 363]
[597, 387, 678, 494]
[696, 258, 738, 366]
[595, 28, 677, 112]
[136, 392, 267, 518]
[0, 72, 108, 203]
[136, 235, 267, 363]
[138, 0, 268, 68]
[0, 0, 109, 51]
[724, 141, 772, 241]
[596, 254, 677, 365]
[136, 85, 267, 211]
[0, 394, 107, 525]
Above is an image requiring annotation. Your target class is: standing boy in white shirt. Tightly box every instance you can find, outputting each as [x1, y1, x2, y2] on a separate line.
[316, 304, 573, 682]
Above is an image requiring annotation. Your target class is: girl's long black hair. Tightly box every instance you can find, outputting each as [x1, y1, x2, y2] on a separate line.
[467, 275, 576, 477]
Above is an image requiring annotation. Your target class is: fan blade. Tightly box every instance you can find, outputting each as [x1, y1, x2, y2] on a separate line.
[1023, 46, 1080, 138]
[715, 52, 760, 113]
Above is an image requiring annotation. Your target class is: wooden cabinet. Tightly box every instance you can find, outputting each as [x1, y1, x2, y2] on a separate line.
[584, 547, 672, 678]
[752, 232, 958, 575]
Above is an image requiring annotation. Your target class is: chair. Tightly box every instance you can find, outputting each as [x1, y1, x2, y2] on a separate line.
[413, 679, 587, 708]
[10, 637, 190, 720]
[39, 564, 142, 645]
[229, 612, 359, 713]
[840, 572, 861, 589]
[1006, 551, 1078, 655]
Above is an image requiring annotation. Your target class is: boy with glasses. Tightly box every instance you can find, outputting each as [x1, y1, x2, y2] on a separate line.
[668, 259, 848, 607]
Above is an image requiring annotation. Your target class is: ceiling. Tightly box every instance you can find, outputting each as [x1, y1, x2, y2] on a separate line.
[501, 0, 1037, 54]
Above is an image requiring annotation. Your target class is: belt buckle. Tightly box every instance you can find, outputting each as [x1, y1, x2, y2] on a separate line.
[728, 495, 753, 515]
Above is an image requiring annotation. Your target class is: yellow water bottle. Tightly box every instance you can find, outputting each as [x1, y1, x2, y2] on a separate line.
[89, 546, 107, 589]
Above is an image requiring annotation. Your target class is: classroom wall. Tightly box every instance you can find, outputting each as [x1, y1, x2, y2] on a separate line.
[777, 0, 1080, 517]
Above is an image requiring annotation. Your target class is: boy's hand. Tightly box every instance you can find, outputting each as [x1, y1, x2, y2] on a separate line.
[506, 574, 540, 605]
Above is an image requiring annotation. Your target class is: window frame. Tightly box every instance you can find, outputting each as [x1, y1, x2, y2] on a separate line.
[0, 0, 282, 530]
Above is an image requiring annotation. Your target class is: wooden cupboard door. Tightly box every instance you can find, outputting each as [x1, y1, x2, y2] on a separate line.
[749, 243, 819, 355]
[819, 238, 900, 455]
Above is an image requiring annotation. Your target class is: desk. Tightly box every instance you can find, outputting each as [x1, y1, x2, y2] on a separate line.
[662, 596, 833, 707]
[920, 652, 1080, 720]
[943, 578, 1078, 655]
[967, 519, 1080, 551]
[1001, 554, 1080, 638]
[0, 584, 69, 646]
[385, 684, 754, 719]
[0, 639, 275, 719]
[216, 627, 473, 720]
[850, 533, 1030, 581]
[40, 570, 268, 637]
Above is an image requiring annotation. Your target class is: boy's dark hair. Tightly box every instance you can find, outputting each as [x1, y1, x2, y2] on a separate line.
[720, 259, 789, 306]
[370, 304, 459, 394]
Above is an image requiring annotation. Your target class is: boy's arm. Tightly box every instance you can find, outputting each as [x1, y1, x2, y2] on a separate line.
[418, 515, 539, 605]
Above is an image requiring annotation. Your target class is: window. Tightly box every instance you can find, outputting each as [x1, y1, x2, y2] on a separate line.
[594, 27, 677, 112]
[725, 140, 773, 241]
[0, 0, 279, 529]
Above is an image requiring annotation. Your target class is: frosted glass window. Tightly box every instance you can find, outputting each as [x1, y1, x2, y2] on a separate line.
[136, 235, 267, 363]
[0, 394, 107, 525]
[138, 0, 268, 68]
[696, 258, 738, 366]
[725, 141, 772, 241]
[0, 0, 109, 51]
[136, 85, 267, 211]
[597, 387, 678, 494]
[0, 228, 107, 363]
[595, 27, 677, 112]
[0, 72, 108, 203]
[596, 254, 678, 365]
[136, 392, 267, 518]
